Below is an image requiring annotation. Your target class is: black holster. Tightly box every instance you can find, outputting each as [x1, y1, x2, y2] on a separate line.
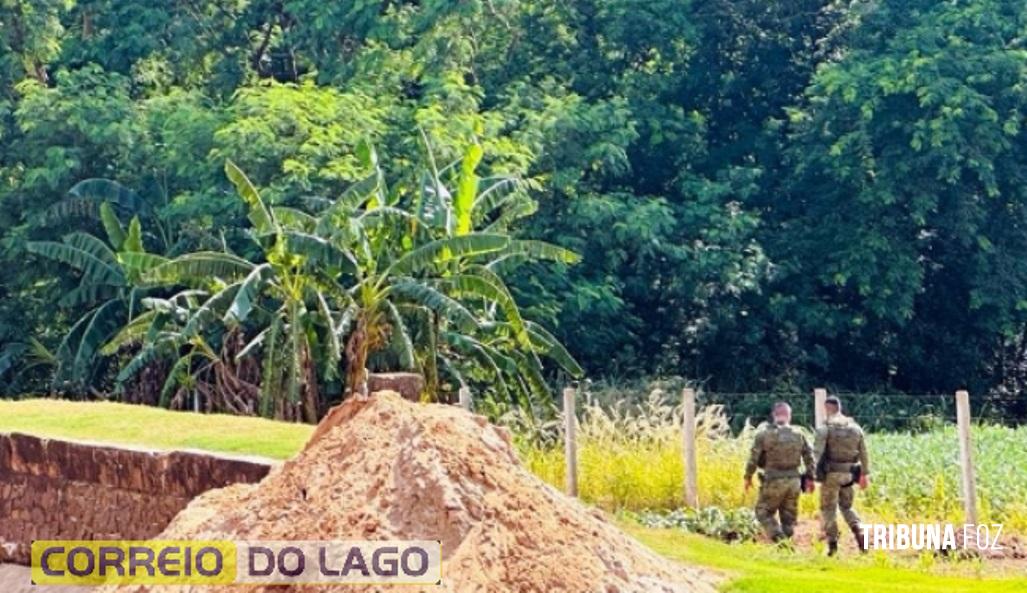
[814, 457, 827, 483]
[848, 463, 862, 486]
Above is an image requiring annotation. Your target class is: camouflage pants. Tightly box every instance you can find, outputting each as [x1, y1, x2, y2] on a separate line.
[755, 477, 800, 540]
[820, 472, 861, 542]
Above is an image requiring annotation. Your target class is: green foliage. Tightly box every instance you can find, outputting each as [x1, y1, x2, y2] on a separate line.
[212, 82, 391, 201]
[630, 507, 761, 543]
[518, 389, 1027, 532]
[105, 148, 581, 419]
[22, 203, 163, 392]
[765, 0, 1027, 392]
[5, 0, 1027, 405]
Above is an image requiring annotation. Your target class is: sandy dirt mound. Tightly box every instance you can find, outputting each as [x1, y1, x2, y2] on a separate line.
[1, 564, 92, 593]
[100, 391, 717, 593]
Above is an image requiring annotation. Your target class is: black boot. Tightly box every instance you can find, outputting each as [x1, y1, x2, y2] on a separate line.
[853, 528, 867, 554]
[827, 540, 838, 557]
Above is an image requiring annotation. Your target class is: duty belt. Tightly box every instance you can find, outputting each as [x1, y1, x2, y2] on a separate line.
[763, 468, 801, 480]
[827, 462, 854, 473]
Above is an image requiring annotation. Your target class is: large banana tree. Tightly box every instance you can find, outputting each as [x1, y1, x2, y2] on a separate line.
[104, 162, 355, 421]
[12, 177, 191, 396]
[107, 142, 581, 420]
[345, 139, 584, 406]
[25, 205, 164, 393]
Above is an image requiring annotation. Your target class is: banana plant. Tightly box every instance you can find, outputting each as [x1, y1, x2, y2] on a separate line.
[25, 206, 166, 393]
[415, 138, 583, 402]
[105, 161, 355, 421]
[335, 139, 583, 406]
[108, 141, 582, 420]
[43, 178, 177, 253]
[0, 338, 57, 389]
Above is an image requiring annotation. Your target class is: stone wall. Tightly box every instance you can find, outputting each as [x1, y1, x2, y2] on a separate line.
[0, 432, 272, 565]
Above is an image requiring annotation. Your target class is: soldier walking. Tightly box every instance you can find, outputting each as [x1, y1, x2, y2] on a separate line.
[743, 402, 816, 542]
[814, 395, 870, 556]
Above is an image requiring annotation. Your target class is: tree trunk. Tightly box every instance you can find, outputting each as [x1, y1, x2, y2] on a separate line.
[345, 316, 370, 397]
[302, 344, 319, 423]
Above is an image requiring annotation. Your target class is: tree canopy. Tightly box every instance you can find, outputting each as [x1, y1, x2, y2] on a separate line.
[4, 0, 1027, 406]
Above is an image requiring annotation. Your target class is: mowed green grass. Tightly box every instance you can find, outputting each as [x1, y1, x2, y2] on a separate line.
[626, 525, 1027, 593]
[0, 399, 312, 459]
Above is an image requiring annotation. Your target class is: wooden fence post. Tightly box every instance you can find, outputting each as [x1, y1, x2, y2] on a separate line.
[682, 387, 699, 508]
[814, 388, 827, 429]
[563, 386, 578, 497]
[955, 390, 979, 527]
[458, 385, 471, 410]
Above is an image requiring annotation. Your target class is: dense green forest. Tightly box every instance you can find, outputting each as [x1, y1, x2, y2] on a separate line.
[3, 0, 1027, 412]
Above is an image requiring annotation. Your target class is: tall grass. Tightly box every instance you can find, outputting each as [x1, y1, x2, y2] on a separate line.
[512, 388, 1027, 532]
[515, 389, 764, 511]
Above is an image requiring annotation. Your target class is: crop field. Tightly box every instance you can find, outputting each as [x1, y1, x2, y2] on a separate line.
[518, 396, 1027, 533]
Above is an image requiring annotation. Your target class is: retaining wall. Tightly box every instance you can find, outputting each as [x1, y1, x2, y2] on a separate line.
[0, 432, 272, 565]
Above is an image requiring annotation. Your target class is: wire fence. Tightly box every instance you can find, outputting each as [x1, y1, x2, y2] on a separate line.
[578, 381, 1027, 433]
[561, 385, 997, 522]
[694, 391, 1026, 433]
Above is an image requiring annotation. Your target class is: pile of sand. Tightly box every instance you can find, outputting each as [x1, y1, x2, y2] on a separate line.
[102, 392, 717, 592]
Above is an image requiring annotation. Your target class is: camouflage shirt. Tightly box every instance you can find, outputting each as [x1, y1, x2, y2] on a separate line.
[744, 423, 816, 480]
[813, 414, 870, 474]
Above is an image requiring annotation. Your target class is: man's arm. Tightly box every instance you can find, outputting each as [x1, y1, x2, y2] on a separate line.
[801, 434, 816, 478]
[744, 431, 764, 480]
[858, 429, 869, 474]
[856, 427, 871, 489]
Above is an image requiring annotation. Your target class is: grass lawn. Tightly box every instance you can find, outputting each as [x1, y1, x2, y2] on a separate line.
[626, 524, 1027, 593]
[0, 399, 311, 459]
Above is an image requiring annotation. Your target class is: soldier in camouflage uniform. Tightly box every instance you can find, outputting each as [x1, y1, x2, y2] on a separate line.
[744, 402, 816, 542]
[814, 395, 870, 556]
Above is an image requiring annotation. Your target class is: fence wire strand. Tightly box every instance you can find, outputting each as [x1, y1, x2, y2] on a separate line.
[687, 391, 1025, 432]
